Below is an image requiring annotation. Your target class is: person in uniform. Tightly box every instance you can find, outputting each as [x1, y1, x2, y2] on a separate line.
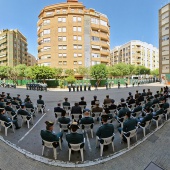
[88, 82, 91, 91]
[144, 98, 152, 109]
[5, 101, 18, 117]
[108, 99, 117, 110]
[161, 98, 170, 110]
[24, 95, 31, 103]
[25, 98, 34, 110]
[16, 94, 22, 105]
[105, 81, 108, 90]
[66, 122, 84, 144]
[80, 83, 83, 91]
[84, 83, 86, 91]
[103, 95, 112, 106]
[128, 95, 136, 106]
[118, 81, 120, 89]
[71, 102, 82, 114]
[132, 81, 135, 87]
[96, 114, 114, 138]
[18, 104, 32, 118]
[72, 83, 75, 92]
[116, 103, 129, 119]
[0, 97, 5, 108]
[94, 82, 98, 90]
[92, 101, 103, 118]
[11, 97, 19, 106]
[54, 103, 66, 114]
[125, 81, 128, 88]
[132, 102, 142, 117]
[37, 95, 44, 105]
[58, 111, 70, 125]
[76, 83, 79, 92]
[68, 83, 71, 92]
[6, 93, 12, 101]
[109, 82, 112, 89]
[118, 111, 137, 142]
[40, 121, 63, 143]
[80, 110, 94, 125]
[62, 97, 70, 108]
[0, 108, 20, 129]
[79, 96, 87, 106]
[91, 95, 99, 106]
[142, 89, 147, 96]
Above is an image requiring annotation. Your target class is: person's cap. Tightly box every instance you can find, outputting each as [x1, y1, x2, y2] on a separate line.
[111, 99, 115, 103]
[129, 92, 131, 95]
[21, 103, 25, 106]
[70, 122, 80, 129]
[6, 101, 11, 105]
[83, 108, 91, 113]
[106, 95, 109, 97]
[64, 97, 68, 100]
[39, 95, 42, 98]
[101, 113, 109, 119]
[26, 95, 29, 97]
[45, 121, 54, 127]
[93, 95, 97, 98]
[17, 94, 20, 96]
[7, 93, 10, 95]
[95, 101, 100, 105]
[81, 96, 84, 100]
[120, 98, 125, 102]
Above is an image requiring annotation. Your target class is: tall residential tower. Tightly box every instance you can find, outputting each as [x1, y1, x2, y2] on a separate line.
[37, 0, 110, 72]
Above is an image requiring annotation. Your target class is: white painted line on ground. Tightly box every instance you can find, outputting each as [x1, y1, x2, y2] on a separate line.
[18, 113, 46, 143]
[85, 131, 92, 152]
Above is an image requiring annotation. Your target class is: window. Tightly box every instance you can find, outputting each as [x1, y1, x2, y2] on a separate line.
[63, 9, 67, 13]
[46, 12, 53, 16]
[56, 10, 60, 14]
[43, 38, 50, 43]
[100, 20, 107, 26]
[58, 45, 67, 50]
[71, 9, 74, 12]
[162, 35, 169, 41]
[78, 53, 82, 57]
[43, 20, 50, 25]
[58, 27, 66, 32]
[78, 61, 82, 65]
[73, 27, 77, 31]
[58, 36, 66, 41]
[43, 46, 51, 51]
[41, 55, 51, 60]
[58, 17, 66, 22]
[162, 12, 169, 20]
[73, 44, 82, 49]
[92, 36, 100, 41]
[74, 61, 77, 65]
[78, 36, 81, 41]
[63, 53, 67, 58]
[92, 53, 100, 58]
[78, 27, 81, 32]
[43, 29, 50, 34]
[58, 53, 67, 58]
[78, 45, 82, 49]
[79, 9, 83, 13]
[42, 62, 51, 66]
[63, 61, 67, 65]
[58, 61, 62, 65]
[73, 36, 81, 41]
[73, 17, 77, 22]
[91, 18, 99, 24]
[73, 36, 77, 40]
[73, 16, 81, 22]
[58, 53, 62, 58]
[74, 53, 78, 57]
[73, 27, 81, 32]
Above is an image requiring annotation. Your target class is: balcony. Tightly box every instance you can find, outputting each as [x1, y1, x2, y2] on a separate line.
[101, 50, 109, 56]
[91, 23, 100, 29]
[162, 40, 169, 46]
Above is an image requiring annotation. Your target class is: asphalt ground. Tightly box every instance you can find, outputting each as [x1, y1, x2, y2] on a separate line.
[0, 83, 169, 169]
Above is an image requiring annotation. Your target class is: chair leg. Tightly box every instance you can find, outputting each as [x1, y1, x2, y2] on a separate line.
[69, 149, 71, 161]
[53, 148, 57, 160]
[80, 149, 84, 162]
[127, 138, 130, 149]
[96, 138, 99, 147]
[91, 129, 93, 138]
[5, 127, 7, 136]
[112, 142, 114, 152]
[42, 146, 45, 155]
[143, 128, 146, 137]
[156, 121, 158, 128]
[27, 120, 30, 129]
[59, 139, 62, 150]
[12, 125, 15, 133]
[100, 144, 104, 156]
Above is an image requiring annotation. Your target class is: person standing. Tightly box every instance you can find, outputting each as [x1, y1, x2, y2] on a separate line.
[105, 81, 108, 90]
[68, 83, 71, 92]
[84, 83, 86, 91]
[80, 83, 83, 92]
[95, 82, 98, 90]
[88, 82, 91, 91]
[118, 81, 120, 89]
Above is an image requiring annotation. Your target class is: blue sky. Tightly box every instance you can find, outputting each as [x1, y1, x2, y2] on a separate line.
[0, 0, 167, 58]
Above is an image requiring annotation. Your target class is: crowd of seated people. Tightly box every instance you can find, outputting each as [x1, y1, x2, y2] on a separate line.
[0, 86, 169, 161]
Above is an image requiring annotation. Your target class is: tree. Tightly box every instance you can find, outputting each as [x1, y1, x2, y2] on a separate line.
[65, 76, 76, 84]
[15, 64, 27, 78]
[7, 67, 18, 84]
[134, 66, 150, 75]
[90, 64, 108, 84]
[151, 68, 159, 77]
[65, 69, 75, 76]
[25, 66, 35, 79]
[0, 66, 9, 79]
[31, 66, 55, 81]
[76, 66, 89, 78]
[54, 68, 63, 79]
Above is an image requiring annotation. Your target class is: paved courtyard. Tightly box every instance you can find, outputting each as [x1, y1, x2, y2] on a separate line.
[0, 83, 169, 169]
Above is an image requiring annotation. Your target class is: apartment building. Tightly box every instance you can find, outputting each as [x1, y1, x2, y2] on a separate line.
[37, 0, 110, 72]
[27, 53, 37, 66]
[159, 4, 170, 82]
[0, 29, 28, 67]
[111, 40, 159, 70]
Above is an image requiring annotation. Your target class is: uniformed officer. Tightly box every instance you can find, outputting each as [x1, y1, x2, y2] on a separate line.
[68, 83, 71, 92]
[80, 111, 94, 127]
[6, 93, 12, 101]
[84, 83, 86, 91]
[5, 101, 18, 117]
[88, 82, 91, 91]
[72, 83, 75, 92]
[118, 81, 120, 89]
[66, 122, 84, 144]
[16, 94, 22, 104]
[105, 81, 108, 90]
[37, 95, 45, 105]
[17, 104, 32, 118]
[76, 83, 79, 92]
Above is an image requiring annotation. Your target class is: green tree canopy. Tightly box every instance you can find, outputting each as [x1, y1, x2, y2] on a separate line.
[65, 76, 76, 84]
[151, 68, 159, 77]
[15, 64, 27, 78]
[65, 69, 75, 76]
[90, 64, 108, 84]
[0, 66, 10, 79]
[54, 68, 63, 78]
[76, 67, 89, 78]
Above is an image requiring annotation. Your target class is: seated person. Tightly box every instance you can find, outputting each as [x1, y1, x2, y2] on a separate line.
[137, 93, 144, 103]
[71, 102, 82, 114]
[37, 95, 44, 105]
[18, 104, 32, 118]
[62, 97, 70, 109]
[96, 114, 114, 138]
[16, 94, 22, 104]
[79, 96, 87, 106]
[80, 111, 94, 126]
[66, 122, 84, 144]
[108, 99, 117, 110]
[137, 107, 153, 126]
[91, 95, 99, 106]
[152, 95, 159, 105]
[0, 97, 5, 108]
[24, 95, 31, 103]
[40, 121, 63, 143]
[92, 101, 103, 113]
[117, 103, 129, 119]
[118, 111, 137, 142]
[11, 97, 20, 106]
[147, 89, 152, 96]
[161, 98, 169, 110]
[103, 109, 113, 120]
[117, 98, 127, 109]
[103, 95, 112, 106]
[1, 94, 7, 102]
[152, 103, 164, 116]
[54, 103, 65, 112]
[154, 91, 160, 98]
[6, 93, 12, 101]
[0, 108, 20, 129]
[135, 90, 139, 100]
[126, 92, 132, 103]
[142, 89, 147, 96]
[144, 98, 152, 109]
[148, 92, 154, 100]
[58, 111, 70, 125]
[25, 98, 35, 113]
[128, 96, 136, 106]
[5, 101, 18, 117]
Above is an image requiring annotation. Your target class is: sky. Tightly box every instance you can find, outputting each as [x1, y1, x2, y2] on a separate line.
[0, 0, 168, 58]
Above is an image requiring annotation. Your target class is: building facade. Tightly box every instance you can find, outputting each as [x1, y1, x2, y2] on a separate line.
[27, 53, 37, 66]
[159, 4, 170, 84]
[37, 0, 110, 71]
[111, 40, 159, 71]
[0, 29, 28, 67]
